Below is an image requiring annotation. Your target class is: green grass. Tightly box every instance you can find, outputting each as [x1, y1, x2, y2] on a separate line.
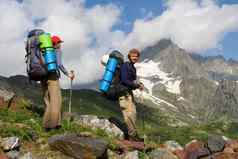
[61, 89, 231, 145]
[62, 89, 123, 119]
[0, 107, 119, 150]
[7, 88, 238, 147]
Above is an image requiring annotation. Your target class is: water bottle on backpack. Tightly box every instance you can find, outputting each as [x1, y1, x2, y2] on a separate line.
[99, 50, 124, 99]
[38, 33, 57, 72]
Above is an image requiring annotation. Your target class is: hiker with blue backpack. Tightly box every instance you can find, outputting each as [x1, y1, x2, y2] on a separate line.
[100, 49, 144, 141]
[119, 49, 144, 141]
[25, 29, 74, 131]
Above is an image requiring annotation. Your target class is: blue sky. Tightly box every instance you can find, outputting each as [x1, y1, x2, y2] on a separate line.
[86, 0, 238, 60]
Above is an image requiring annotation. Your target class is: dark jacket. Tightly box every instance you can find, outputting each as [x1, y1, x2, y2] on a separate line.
[120, 61, 140, 90]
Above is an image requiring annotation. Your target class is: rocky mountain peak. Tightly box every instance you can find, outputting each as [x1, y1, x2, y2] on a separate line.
[141, 38, 175, 60]
[141, 39, 207, 78]
[137, 38, 238, 123]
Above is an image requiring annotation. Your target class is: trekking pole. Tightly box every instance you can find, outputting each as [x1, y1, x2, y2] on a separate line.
[68, 70, 74, 114]
[139, 90, 147, 144]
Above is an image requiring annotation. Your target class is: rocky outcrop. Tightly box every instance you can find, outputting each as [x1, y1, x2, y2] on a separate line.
[168, 136, 238, 159]
[0, 89, 14, 103]
[48, 134, 108, 159]
[148, 148, 178, 159]
[75, 115, 124, 139]
[207, 135, 226, 153]
[139, 39, 238, 123]
[208, 80, 238, 120]
[0, 137, 20, 152]
[107, 150, 139, 159]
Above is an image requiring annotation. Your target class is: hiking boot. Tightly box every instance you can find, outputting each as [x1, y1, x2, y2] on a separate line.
[44, 125, 61, 132]
[44, 128, 52, 132]
[55, 125, 62, 129]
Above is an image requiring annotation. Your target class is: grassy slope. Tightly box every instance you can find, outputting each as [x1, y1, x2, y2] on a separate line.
[61, 89, 238, 145]
[5, 85, 238, 146]
[62, 89, 122, 118]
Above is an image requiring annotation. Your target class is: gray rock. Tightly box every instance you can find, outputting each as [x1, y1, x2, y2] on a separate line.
[6, 150, 20, 159]
[1, 137, 20, 151]
[107, 150, 139, 159]
[19, 152, 33, 159]
[107, 150, 120, 159]
[0, 89, 15, 101]
[148, 148, 178, 159]
[210, 80, 238, 120]
[76, 115, 124, 139]
[207, 135, 226, 153]
[48, 133, 108, 159]
[164, 140, 183, 152]
[124, 151, 139, 159]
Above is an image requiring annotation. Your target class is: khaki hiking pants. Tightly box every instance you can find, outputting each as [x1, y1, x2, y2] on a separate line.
[119, 93, 137, 137]
[41, 79, 62, 129]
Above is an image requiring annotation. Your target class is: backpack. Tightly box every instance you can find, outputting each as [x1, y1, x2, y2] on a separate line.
[101, 51, 127, 100]
[25, 29, 48, 81]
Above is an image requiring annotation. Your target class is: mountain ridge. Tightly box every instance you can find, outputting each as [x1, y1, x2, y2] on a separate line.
[137, 39, 238, 123]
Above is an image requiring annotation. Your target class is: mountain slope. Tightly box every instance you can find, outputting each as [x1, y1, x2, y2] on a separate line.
[137, 39, 238, 123]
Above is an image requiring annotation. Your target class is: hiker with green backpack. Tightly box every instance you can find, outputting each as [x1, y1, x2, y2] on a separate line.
[25, 29, 75, 131]
[100, 49, 144, 142]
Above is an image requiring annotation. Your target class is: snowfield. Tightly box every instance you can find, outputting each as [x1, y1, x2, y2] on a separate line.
[135, 60, 181, 95]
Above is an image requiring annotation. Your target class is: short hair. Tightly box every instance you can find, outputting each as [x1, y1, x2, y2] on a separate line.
[128, 48, 140, 59]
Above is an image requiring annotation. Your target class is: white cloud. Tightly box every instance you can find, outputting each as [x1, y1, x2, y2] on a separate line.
[0, 0, 122, 87]
[0, 0, 33, 76]
[122, 0, 238, 52]
[0, 0, 237, 88]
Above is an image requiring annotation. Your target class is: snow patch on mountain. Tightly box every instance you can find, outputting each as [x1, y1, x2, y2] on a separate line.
[149, 94, 178, 110]
[135, 60, 181, 94]
[178, 97, 185, 101]
[133, 89, 178, 111]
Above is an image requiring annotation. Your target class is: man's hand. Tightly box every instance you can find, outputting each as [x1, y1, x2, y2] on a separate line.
[68, 70, 75, 80]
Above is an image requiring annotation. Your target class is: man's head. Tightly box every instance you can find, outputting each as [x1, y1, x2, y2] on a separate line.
[128, 48, 140, 64]
[51, 35, 63, 49]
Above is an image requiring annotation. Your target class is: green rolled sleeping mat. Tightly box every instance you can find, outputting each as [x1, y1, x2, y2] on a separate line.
[39, 33, 53, 49]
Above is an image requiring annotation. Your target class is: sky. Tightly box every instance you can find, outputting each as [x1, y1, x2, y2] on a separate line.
[0, 0, 238, 88]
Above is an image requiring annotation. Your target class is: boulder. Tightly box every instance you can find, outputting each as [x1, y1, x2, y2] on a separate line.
[225, 140, 238, 152]
[6, 151, 19, 159]
[165, 141, 183, 152]
[212, 152, 238, 159]
[148, 148, 178, 159]
[115, 140, 145, 151]
[185, 140, 204, 150]
[0, 89, 14, 102]
[107, 150, 139, 159]
[0, 137, 20, 151]
[48, 134, 108, 159]
[76, 115, 124, 139]
[19, 152, 33, 159]
[223, 147, 234, 153]
[184, 140, 210, 159]
[173, 149, 185, 159]
[123, 151, 139, 159]
[207, 135, 226, 153]
[185, 148, 210, 159]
